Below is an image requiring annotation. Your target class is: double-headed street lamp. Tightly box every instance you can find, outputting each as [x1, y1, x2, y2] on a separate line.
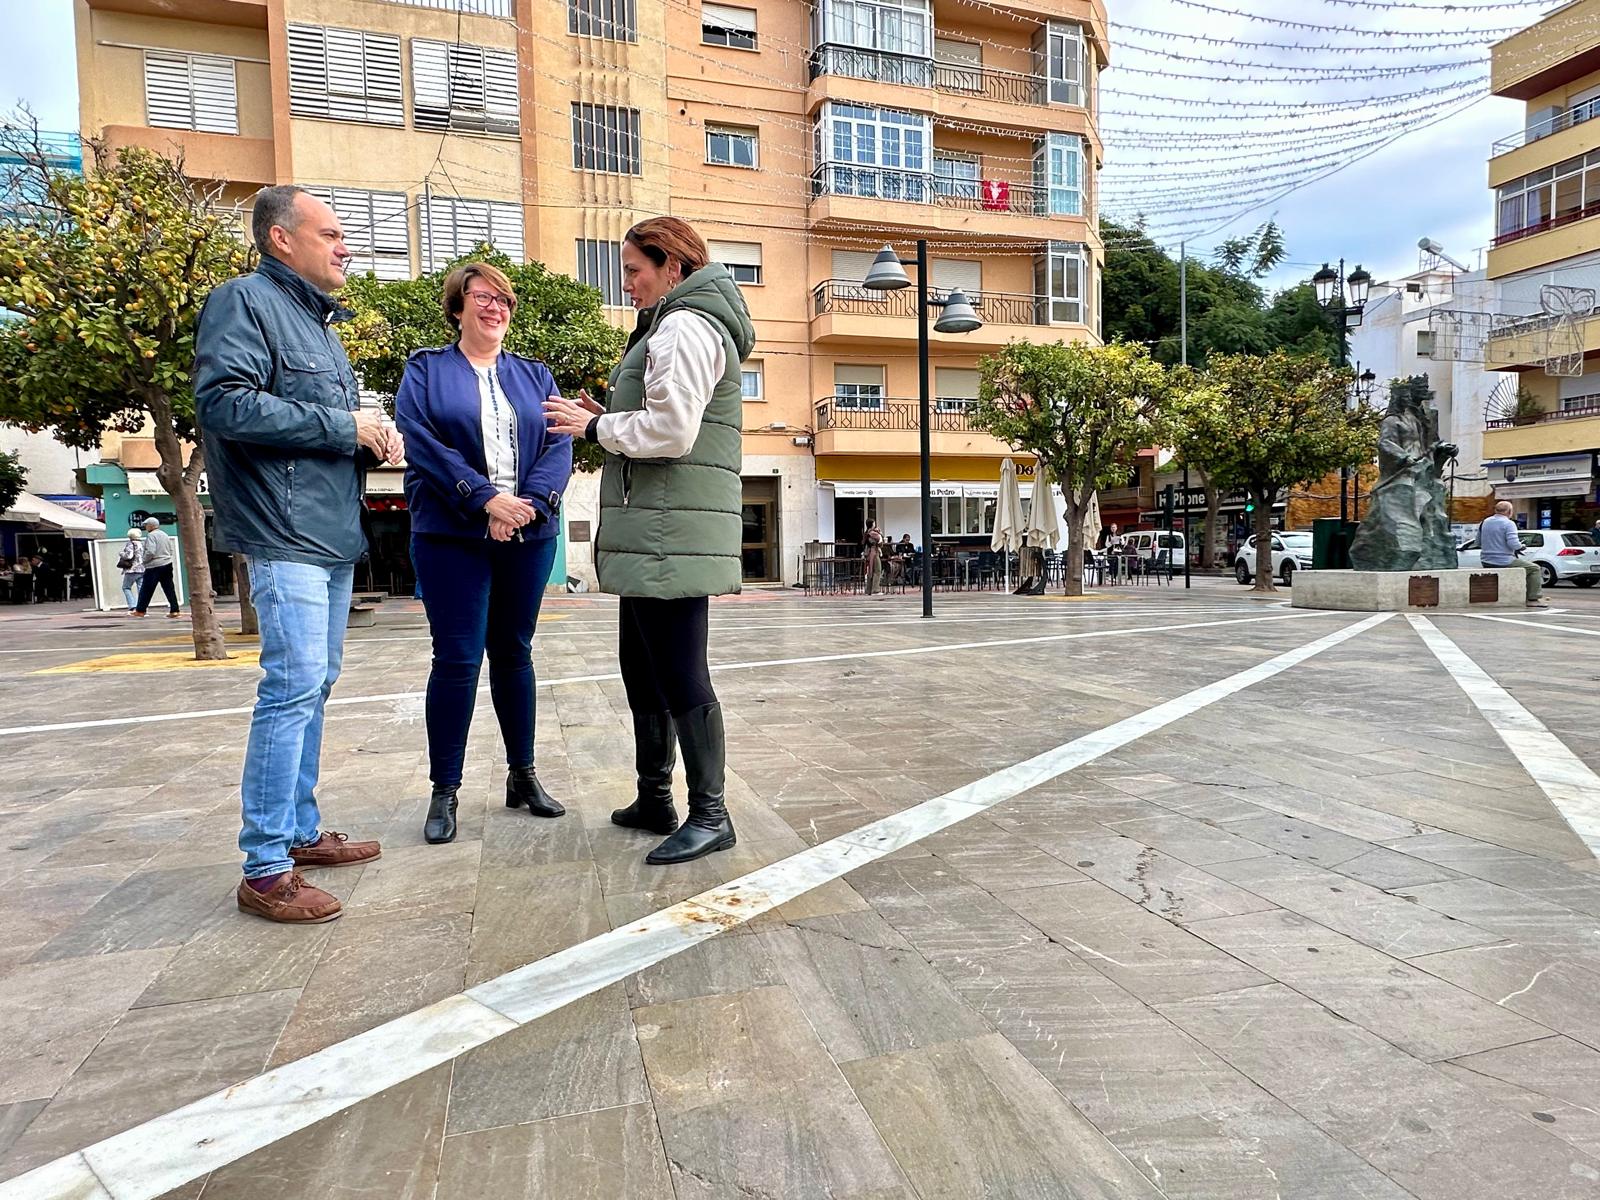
[863, 240, 983, 619]
[1313, 260, 1373, 524]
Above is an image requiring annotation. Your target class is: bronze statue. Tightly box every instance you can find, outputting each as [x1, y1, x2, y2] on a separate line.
[1350, 377, 1458, 572]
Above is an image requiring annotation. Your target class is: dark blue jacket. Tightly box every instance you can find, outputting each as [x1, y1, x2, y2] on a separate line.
[395, 344, 572, 540]
[194, 255, 374, 567]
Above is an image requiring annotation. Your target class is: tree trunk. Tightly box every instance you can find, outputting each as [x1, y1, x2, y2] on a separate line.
[1203, 483, 1222, 570]
[1252, 490, 1277, 594]
[1063, 487, 1088, 597]
[148, 399, 227, 660]
[234, 553, 258, 635]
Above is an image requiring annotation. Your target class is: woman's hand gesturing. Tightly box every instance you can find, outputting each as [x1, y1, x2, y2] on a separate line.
[544, 390, 604, 438]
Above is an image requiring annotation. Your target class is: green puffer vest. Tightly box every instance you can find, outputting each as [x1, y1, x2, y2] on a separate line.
[595, 263, 755, 599]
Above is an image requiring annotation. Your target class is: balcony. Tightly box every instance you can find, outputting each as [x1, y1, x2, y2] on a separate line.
[1483, 406, 1600, 460]
[808, 164, 1090, 240]
[812, 46, 1048, 107]
[1485, 309, 1600, 370]
[1493, 98, 1600, 156]
[812, 396, 1016, 457]
[85, 0, 267, 25]
[101, 124, 275, 186]
[1491, 0, 1600, 101]
[1491, 200, 1600, 249]
[810, 278, 1086, 347]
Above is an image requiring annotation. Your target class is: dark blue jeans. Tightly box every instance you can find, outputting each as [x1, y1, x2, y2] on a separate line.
[413, 533, 558, 787]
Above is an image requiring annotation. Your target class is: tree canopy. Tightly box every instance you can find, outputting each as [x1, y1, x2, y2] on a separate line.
[340, 250, 625, 471]
[0, 448, 26, 514]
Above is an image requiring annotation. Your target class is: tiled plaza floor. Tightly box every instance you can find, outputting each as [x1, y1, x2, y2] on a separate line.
[1, 580, 1599, 1199]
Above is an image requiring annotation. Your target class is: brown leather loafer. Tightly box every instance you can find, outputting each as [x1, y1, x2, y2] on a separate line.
[236, 872, 342, 924]
[289, 831, 381, 869]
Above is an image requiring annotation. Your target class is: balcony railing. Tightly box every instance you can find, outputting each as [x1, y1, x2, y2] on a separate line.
[814, 396, 983, 433]
[1492, 98, 1600, 155]
[810, 44, 1048, 107]
[1492, 199, 1600, 248]
[812, 278, 1051, 326]
[1486, 397, 1600, 430]
[810, 165, 1075, 219]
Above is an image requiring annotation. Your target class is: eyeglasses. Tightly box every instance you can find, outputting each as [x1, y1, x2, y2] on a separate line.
[465, 291, 513, 312]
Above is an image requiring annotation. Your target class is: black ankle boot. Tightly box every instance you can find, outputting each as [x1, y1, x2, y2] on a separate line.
[506, 766, 564, 818]
[613, 712, 681, 835]
[423, 785, 459, 844]
[646, 704, 734, 865]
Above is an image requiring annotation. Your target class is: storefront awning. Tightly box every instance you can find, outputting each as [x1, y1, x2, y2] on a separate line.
[126, 470, 166, 495]
[827, 481, 1039, 499]
[1, 491, 106, 537]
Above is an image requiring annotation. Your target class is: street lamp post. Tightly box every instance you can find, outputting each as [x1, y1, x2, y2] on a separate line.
[1313, 260, 1372, 524]
[863, 241, 983, 618]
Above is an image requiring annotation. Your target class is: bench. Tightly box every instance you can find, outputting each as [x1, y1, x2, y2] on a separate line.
[347, 603, 378, 628]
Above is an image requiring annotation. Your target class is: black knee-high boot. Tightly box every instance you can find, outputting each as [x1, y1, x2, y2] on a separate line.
[612, 712, 680, 835]
[646, 704, 734, 865]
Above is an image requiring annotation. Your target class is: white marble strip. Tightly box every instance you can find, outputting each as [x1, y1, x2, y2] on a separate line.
[1459, 613, 1600, 637]
[0, 611, 1389, 1200]
[1410, 615, 1600, 858]
[0, 610, 1328, 737]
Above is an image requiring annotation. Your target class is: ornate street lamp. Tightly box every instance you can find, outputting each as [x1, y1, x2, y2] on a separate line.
[1316, 259, 1374, 523]
[863, 241, 984, 617]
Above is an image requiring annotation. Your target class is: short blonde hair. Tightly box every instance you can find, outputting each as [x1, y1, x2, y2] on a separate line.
[442, 262, 518, 332]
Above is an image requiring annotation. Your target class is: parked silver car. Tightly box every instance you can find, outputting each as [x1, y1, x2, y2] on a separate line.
[1457, 529, 1600, 588]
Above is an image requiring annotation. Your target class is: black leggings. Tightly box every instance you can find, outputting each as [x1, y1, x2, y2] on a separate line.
[619, 596, 717, 716]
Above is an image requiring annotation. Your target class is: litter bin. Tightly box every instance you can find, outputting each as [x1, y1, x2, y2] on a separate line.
[1312, 517, 1357, 570]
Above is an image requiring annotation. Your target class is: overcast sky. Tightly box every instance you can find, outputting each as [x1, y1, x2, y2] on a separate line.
[8, 0, 1566, 291]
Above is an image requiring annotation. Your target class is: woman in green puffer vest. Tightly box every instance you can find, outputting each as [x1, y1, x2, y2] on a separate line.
[545, 218, 756, 866]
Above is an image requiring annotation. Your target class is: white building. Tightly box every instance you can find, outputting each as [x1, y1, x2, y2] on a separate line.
[0, 426, 98, 497]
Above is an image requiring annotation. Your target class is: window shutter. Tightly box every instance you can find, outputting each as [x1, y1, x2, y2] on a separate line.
[935, 367, 980, 400]
[834, 364, 885, 387]
[411, 39, 451, 131]
[490, 201, 524, 262]
[708, 240, 761, 267]
[287, 25, 329, 118]
[932, 259, 982, 296]
[703, 3, 757, 34]
[831, 249, 877, 281]
[191, 55, 239, 134]
[305, 187, 411, 280]
[483, 49, 519, 134]
[934, 38, 980, 67]
[144, 52, 194, 130]
[423, 196, 523, 270]
[361, 32, 403, 126]
[323, 27, 367, 121]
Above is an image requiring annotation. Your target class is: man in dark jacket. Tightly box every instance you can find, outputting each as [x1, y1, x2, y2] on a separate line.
[195, 185, 403, 924]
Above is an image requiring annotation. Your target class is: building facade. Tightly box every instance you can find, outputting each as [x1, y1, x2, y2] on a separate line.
[73, 0, 1107, 587]
[1483, 0, 1600, 530]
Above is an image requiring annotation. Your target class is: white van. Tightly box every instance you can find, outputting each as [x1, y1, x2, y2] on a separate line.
[1117, 530, 1187, 568]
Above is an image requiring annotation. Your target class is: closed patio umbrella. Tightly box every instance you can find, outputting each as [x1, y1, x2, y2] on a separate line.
[1025, 461, 1062, 589]
[991, 458, 1024, 592]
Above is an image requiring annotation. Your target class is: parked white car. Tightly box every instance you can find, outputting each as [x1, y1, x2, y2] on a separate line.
[1121, 530, 1187, 569]
[1456, 529, 1600, 588]
[1235, 531, 1314, 586]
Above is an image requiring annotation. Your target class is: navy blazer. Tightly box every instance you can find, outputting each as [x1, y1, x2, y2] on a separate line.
[395, 344, 573, 540]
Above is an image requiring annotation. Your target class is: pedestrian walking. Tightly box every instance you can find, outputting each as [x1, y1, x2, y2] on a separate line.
[863, 520, 884, 595]
[130, 519, 180, 617]
[395, 262, 574, 846]
[1479, 500, 1548, 609]
[116, 527, 144, 612]
[194, 184, 404, 924]
[545, 217, 754, 865]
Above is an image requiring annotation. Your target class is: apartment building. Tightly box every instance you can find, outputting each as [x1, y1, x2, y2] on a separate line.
[73, 0, 1107, 588]
[1483, 0, 1600, 530]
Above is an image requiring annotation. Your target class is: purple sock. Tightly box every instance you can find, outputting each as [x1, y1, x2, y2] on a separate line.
[247, 872, 287, 893]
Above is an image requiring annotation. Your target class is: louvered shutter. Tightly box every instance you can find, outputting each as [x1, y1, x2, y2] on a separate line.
[323, 28, 367, 122]
[144, 53, 194, 130]
[483, 49, 519, 134]
[286, 26, 329, 118]
[411, 39, 451, 131]
[934, 368, 980, 399]
[361, 32, 403, 126]
[932, 258, 982, 298]
[191, 55, 239, 134]
[708, 240, 761, 268]
[366, 190, 412, 279]
[489, 201, 524, 262]
[831, 250, 877, 282]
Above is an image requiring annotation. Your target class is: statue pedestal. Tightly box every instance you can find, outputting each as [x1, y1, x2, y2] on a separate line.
[1291, 568, 1528, 613]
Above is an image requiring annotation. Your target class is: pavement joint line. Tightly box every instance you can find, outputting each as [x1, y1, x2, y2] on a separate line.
[0, 610, 1333, 738]
[1409, 615, 1600, 860]
[1455, 613, 1600, 637]
[0, 612, 1393, 1200]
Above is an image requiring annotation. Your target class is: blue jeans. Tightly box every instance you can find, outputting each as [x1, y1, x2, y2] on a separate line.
[239, 558, 355, 879]
[412, 533, 557, 787]
[121, 573, 142, 609]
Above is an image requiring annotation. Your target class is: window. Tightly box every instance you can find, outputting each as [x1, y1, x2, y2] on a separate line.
[287, 25, 403, 126]
[1034, 133, 1083, 216]
[571, 104, 642, 174]
[568, 0, 638, 41]
[575, 239, 624, 306]
[709, 239, 762, 285]
[934, 38, 982, 92]
[420, 195, 523, 271]
[411, 40, 518, 135]
[933, 152, 979, 200]
[1034, 22, 1087, 107]
[931, 258, 981, 301]
[834, 364, 885, 409]
[1035, 241, 1088, 324]
[1496, 151, 1600, 241]
[303, 187, 411, 280]
[706, 124, 759, 168]
[935, 366, 979, 413]
[144, 51, 238, 134]
[814, 0, 931, 59]
[702, 3, 757, 50]
[1416, 329, 1434, 357]
[813, 102, 931, 201]
[740, 361, 764, 400]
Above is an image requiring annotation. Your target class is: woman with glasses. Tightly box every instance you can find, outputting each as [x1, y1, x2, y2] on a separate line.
[395, 262, 573, 845]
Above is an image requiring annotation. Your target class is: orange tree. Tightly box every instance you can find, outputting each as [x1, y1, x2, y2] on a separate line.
[0, 127, 251, 657]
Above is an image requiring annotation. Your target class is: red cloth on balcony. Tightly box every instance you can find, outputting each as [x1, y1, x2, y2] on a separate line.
[982, 180, 1009, 211]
